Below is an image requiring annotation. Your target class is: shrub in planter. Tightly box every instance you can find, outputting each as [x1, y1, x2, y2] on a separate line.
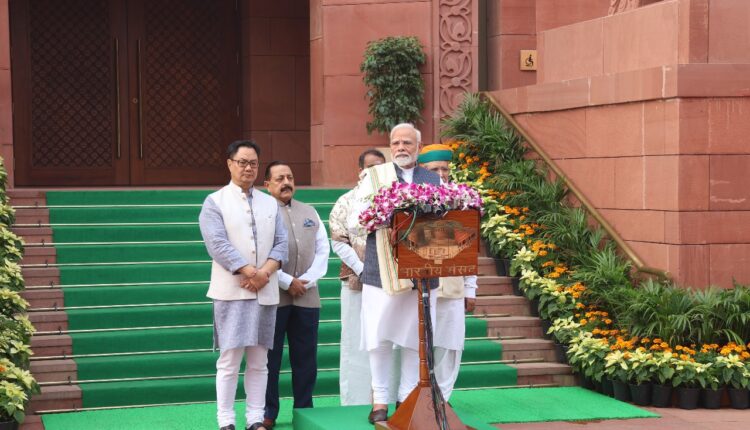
[360, 36, 426, 135]
[651, 352, 676, 408]
[625, 349, 658, 406]
[672, 359, 711, 410]
[0, 359, 39, 426]
[714, 353, 750, 409]
[567, 332, 609, 391]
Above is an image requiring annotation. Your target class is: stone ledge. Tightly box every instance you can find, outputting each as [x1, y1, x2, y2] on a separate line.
[491, 63, 750, 114]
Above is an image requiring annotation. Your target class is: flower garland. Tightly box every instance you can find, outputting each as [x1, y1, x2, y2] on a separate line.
[359, 181, 483, 233]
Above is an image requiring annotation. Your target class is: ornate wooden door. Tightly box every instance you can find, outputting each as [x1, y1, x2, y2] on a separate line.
[127, 0, 239, 185]
[10, 0, 240, 186]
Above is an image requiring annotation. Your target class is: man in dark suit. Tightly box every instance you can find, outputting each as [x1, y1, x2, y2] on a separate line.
[355, 123, 441, 424]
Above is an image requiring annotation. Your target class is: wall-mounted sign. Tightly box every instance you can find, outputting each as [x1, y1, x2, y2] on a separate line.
[520, 50, 537, 71]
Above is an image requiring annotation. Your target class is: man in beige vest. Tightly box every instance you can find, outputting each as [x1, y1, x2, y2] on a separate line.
[263, 161, 330, 429]
[199, 140, 288, 430]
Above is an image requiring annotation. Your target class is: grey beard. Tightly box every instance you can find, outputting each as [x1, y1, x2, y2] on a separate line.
[393, 155, 414, 168]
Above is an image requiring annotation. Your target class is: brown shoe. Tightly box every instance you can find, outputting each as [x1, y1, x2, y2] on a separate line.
[262, 418, 275, 429]
[368, 408, 388, 424]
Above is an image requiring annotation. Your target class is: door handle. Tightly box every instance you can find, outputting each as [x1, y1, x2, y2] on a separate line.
[114, 38, 121, 159]
[137, 39, 143, 159]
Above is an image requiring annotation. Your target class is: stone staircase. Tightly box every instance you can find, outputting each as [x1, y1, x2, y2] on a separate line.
[10, 189, 574, 429]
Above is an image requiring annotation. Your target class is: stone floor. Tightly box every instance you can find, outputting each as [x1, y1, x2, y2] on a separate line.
[498, 407, 750, 429]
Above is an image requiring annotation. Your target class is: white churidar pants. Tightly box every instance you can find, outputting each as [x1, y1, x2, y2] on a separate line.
[433, 296, 466, 401]
[339, 284, 373, 405]
[361, 284, 438, 404]
[216, 345, 268, 427]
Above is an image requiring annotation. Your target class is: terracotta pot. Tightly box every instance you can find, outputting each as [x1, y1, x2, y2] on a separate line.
[676, 386, 700, 410]
[629, 382, 653, 406]
[729, 388, 749, 409]
[651, 384, 673, 408]
[701, 387, 724, 409]
[612, 380, 631, 402]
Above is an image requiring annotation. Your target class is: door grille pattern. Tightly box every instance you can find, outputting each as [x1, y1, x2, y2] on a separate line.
[142, 0, 224, 169]
[29, 0, 114, 168]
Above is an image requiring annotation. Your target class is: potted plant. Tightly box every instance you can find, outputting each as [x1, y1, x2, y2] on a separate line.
[651, 351, 676, 408]
[625, 348, 657, 406]
[714, 353, 750, 409]
[671, 358, 710, 409]
[547, 316, 581, 363]
[604, 350, 632, 402]
[0, 359, 39, 430]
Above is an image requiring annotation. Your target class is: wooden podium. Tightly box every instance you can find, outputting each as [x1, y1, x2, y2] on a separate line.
[376, 210, 480, 430]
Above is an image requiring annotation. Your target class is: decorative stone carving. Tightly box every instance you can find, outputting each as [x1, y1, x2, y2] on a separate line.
[609, 0, 663, 15]
[437, 0, 474, 119]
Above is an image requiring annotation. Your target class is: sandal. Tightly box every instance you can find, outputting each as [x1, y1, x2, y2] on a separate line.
[368, 408, 388, 424]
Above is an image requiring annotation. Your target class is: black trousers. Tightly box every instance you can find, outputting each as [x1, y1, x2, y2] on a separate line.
[264, 305, 320, 420]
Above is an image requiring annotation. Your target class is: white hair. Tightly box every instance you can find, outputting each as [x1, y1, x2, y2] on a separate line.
[390, 123, 421, 144]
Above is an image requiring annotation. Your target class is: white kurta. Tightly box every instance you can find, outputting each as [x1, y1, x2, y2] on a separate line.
[361, 284, 438, 351]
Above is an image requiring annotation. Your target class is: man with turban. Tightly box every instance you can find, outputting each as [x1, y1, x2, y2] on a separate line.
[418, 143, 478, 401]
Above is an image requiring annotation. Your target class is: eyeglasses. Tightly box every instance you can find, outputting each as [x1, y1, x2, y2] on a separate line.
[231, 159, 259, 169]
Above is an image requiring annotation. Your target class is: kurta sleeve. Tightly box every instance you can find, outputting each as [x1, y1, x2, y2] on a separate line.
[267, 210, 289, 266]
[198, 197, 248, 274]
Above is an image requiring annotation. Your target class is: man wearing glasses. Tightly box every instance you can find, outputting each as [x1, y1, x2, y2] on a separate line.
[199, 140, 288, 430]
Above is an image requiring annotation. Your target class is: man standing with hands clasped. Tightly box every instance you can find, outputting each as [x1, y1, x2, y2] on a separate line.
[418, 143, 478, 401]
[199, 140, 288, 430]
[262, 161, 330, 430]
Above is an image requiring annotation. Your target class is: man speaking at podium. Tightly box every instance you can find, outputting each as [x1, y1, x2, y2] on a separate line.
[354, 123, 441, 424]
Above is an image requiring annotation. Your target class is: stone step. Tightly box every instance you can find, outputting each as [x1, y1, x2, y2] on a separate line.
[478, 256, 500, 276]
[28, 385, 82, 414]
[19, 414, 44, 430]
[21, 267, 60, 287]
[27, 311, 68, 333]
[486, 316, 544, 339]
[21, 289, 65, 309]
[22, 246, 57, 266]
[31, 335, 73, 358]
[30, 359, 77, 383]
[511, 362, 576, 387]
[11, 227, 53, 245]
[475, 295, 530, 317]
[476, 276, 512, 296]
[8, 190, 47, 208]
[500, 338, 556, 362]
[14, 207, 51, 225]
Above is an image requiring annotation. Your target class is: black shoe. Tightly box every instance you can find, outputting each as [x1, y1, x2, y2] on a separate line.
[246, 423, 268, 430]
[219, 425, 235, 430]
[395, 401, 401, 410]
[368, 408, 388, 424]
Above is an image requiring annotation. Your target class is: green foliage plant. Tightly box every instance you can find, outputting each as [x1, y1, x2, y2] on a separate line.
[0, 157, 36, 424]
[443, 94, 750, 389]
[361, 36, 426, 134]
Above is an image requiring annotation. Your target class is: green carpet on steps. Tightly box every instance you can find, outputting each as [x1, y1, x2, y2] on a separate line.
[41, 388, 658, 430]
[43, 189, 516, 410]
